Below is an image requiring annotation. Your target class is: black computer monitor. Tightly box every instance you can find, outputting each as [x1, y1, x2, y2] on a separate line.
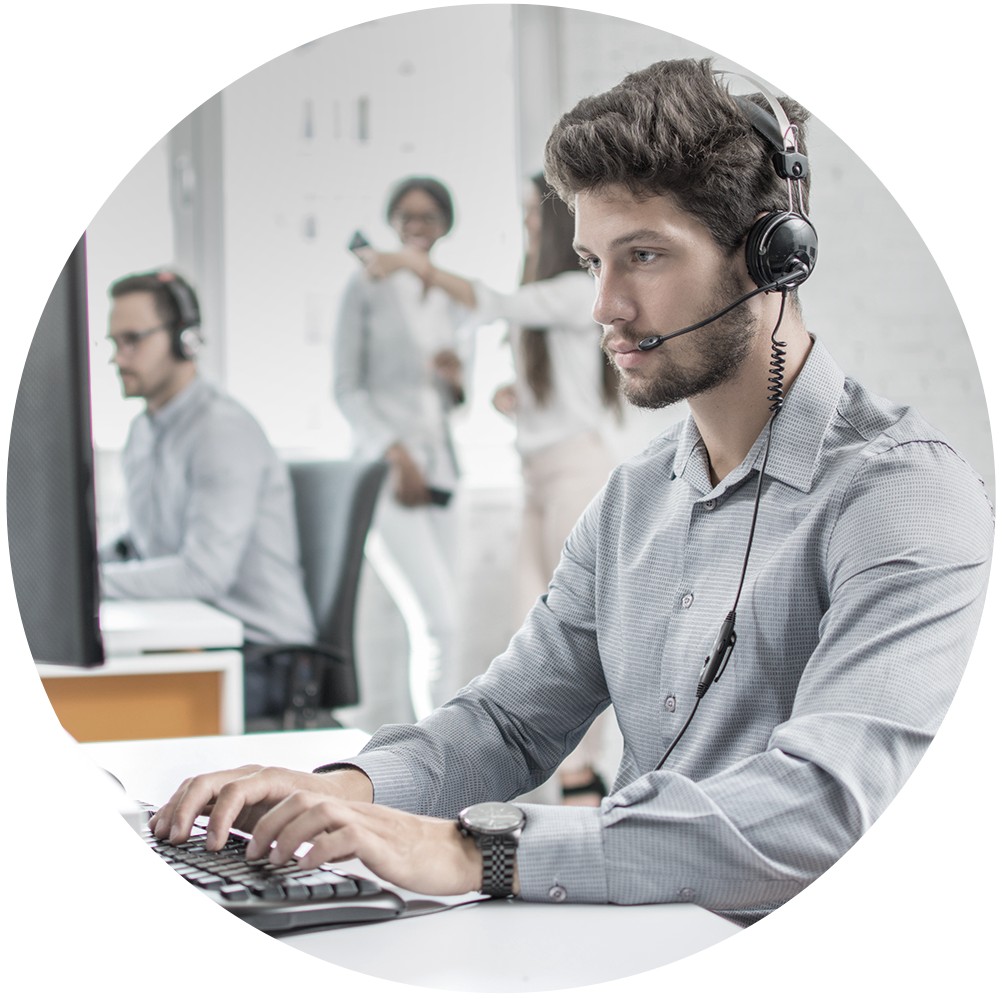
[7, 236, 104, 666]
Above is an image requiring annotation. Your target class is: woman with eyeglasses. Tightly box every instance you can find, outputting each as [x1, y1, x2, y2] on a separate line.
[334, 177, 468, 721]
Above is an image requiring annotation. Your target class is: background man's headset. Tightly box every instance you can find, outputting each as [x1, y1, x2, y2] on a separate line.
[155, 271, 204, 361]
[646, 72, 820, 769]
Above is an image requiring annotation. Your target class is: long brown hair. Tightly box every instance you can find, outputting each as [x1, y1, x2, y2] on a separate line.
[521, 174, 618, 409]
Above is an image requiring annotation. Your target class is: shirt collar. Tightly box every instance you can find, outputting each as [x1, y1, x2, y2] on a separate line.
[146, 375, 209, 433]
[671, 337, 845, 496]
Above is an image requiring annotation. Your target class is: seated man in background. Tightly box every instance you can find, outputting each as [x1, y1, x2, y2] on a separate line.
[100, 270, 316, 717]
[148, 62, 992, 926]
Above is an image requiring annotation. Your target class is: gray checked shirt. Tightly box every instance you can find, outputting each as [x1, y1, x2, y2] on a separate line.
[325, 338, 993, 924]
[100, 377, 316, 646]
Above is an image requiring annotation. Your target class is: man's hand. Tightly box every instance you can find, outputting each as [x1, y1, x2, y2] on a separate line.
[148, 764, 373, 851]
[385, 443, 431, 506]
[246, 794, 486, 896]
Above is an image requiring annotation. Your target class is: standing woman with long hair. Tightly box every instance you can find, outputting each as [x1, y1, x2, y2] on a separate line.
[405, 174, 620, 801]
[333, 176, 468, 720]
[488, 175, 619, 631]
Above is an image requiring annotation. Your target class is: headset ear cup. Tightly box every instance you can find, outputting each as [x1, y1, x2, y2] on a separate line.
[745, 211, 819, 289]
[176, 326, 203, 360]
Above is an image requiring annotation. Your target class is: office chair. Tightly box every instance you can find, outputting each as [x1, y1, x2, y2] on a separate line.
[244, 459, 387, 731]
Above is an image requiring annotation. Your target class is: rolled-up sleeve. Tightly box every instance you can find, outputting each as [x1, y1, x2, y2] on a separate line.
[468, 271, 596, 331]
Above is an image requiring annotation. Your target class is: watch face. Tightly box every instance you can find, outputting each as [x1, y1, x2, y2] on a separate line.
[461, 802, 525, 834]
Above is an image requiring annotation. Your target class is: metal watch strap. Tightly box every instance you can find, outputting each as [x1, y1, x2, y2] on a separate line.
[479, 834, 517, 898]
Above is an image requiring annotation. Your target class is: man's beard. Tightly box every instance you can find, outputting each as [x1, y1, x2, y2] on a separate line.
[604, 273, 756, 410]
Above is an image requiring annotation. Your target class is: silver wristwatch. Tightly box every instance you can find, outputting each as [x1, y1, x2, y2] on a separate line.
[457, 802, 526, 898]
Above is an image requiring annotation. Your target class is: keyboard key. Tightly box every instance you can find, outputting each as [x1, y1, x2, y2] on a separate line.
[219, 885, 251, 902]
[331, 878, 359, 898]
[211, 863, 247, 876]
[307, 883, 335, 899]
[194, 875, 226, 889]
[256, 884, 286, 901]
[354, 878, 382, 896]
[231, 876, 264, 887]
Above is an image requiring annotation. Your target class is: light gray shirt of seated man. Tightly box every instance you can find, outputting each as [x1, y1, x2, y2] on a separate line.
[100, 376, 316, 646]
[319, 337, 993, 927]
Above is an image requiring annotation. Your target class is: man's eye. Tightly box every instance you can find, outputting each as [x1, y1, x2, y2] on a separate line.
[578, 256, 599, 272]
[635, 250, 658, 263]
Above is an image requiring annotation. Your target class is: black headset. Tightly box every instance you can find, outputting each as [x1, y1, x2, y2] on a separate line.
[730, 81, 819, 291]
[156, 271, 203, 360]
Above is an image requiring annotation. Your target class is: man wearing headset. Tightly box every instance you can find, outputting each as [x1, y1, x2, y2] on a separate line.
[100, 270, 316, 717]
[148, 61, 992, 926]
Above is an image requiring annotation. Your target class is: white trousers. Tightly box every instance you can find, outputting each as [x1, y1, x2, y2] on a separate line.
[366, 486, 460, 720]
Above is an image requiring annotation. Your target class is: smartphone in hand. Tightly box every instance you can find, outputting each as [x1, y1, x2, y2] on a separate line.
[348, 230, 373, 258]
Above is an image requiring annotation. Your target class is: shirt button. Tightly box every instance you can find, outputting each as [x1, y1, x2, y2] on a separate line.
[665, 695, 677, 713]
[679, 887, 696, 901]
[548, 885, 568, 902]
[681, 593, 694, 609]
[703, 498, 717, 510]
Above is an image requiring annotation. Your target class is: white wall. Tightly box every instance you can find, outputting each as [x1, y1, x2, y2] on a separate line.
[219, 6, 523, 490]
[85, 137, 174, 451]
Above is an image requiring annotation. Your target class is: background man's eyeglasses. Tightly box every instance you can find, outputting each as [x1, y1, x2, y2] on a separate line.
[107, 324, 171, 353]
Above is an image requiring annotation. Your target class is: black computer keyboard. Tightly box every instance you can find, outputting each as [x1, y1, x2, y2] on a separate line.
[139, 825, 406, 932]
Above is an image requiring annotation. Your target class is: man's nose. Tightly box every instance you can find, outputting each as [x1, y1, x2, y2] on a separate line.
[591, 270, 636, 328]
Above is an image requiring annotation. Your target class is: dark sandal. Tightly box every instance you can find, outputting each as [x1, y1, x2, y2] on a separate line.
[561, 772, 608, 800]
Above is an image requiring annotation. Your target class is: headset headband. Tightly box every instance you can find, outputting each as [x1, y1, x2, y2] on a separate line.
[713, 70, 810, 183]
[713, 71, 793, 142]
[156, 271, 202, 359]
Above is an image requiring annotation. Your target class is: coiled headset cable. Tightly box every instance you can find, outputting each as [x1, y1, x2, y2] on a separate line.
[654, 291, 789, 771]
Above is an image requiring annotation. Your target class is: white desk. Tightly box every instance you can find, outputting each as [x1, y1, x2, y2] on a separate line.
[39, 599, 244, 739]
[84, 730, 741, 992]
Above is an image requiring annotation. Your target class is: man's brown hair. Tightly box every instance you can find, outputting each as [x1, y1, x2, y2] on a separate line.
[544, 59, 811, 256]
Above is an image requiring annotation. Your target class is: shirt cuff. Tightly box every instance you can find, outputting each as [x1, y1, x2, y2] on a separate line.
[515, 804, 608, 904]
[313, 750, 424, 813]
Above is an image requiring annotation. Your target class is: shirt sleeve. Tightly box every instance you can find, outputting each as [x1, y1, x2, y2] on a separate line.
[468, 271, 596, 332]
[332, 273, 400, 458]
[328, 439, 992, 913]
[99, 411, 270, 601]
